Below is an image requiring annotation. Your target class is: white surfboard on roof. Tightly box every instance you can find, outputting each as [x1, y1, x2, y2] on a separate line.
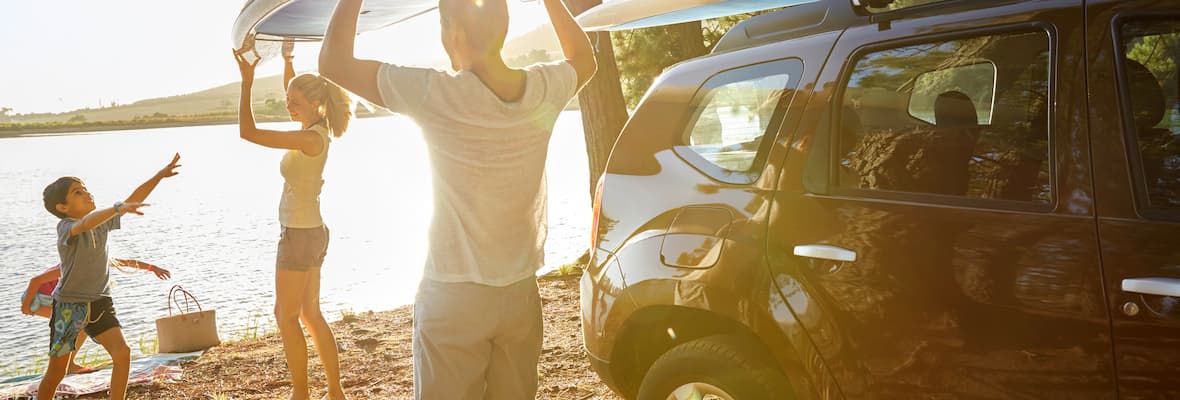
[575, 0, 822, 31]
[232, 0, 437, 62]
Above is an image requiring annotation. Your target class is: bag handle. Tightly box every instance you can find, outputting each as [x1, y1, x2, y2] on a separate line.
[167, 285, 204, 319]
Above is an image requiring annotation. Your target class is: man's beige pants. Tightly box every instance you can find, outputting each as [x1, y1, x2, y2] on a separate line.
[413, 277, 543, 399]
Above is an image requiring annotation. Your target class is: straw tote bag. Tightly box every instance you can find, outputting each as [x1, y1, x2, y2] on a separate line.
[156, 285, 221, 353]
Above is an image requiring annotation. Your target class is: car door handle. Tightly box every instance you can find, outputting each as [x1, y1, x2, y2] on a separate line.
[793, 244, 857, 262]
[1122, 278, 1180, 297]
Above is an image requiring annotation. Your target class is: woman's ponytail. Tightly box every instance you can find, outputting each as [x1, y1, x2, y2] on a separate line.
[289, 73, 353, 138]
[321, 78, 352, 138]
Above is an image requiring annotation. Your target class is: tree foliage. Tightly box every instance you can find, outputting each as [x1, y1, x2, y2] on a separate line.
[507, 49, 557, 68]
[610, 15, 750, 108]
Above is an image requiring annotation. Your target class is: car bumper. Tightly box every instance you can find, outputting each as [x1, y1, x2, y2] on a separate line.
[586, 343, 625, 394]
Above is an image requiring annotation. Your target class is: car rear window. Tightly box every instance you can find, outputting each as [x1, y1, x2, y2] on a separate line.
[1119, 18, 1180, 211]
[676, 58, 803, 184]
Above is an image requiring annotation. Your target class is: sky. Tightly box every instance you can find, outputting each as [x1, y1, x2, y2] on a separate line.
[0, 0, 553, 114]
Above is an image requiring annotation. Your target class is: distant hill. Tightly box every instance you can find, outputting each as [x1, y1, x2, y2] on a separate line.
[9, 26, 569, 126]
[504, 24, 563, 63]
[10, 76, 290, 125]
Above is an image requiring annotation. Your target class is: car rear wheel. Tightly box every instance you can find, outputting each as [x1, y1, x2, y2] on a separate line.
[636, 335, 793, 400]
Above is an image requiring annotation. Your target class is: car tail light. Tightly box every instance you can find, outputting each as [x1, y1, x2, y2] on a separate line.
[590, 174, 606, 252]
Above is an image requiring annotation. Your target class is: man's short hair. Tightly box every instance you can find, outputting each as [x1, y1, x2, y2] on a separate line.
[440, 0, 509, 55]
[43, 177, 81, 219]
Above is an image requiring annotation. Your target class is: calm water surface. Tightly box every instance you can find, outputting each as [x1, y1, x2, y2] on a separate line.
[0, 113, 590, 373]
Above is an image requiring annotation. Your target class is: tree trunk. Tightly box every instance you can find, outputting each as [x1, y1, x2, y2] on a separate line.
[667, 21, 708, 60]
[564, 0, 629, 202]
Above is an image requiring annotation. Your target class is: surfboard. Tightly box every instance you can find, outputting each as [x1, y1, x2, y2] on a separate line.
[575, 0, 822, 31]
[232, 0, 436, 62]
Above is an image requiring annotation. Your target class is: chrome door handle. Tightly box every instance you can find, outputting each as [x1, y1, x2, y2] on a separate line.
[1123, 278, 1180, 297]
[793, 244, 857, 262]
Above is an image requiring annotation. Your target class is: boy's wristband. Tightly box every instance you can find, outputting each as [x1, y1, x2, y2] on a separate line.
[113, 201, 124, 214]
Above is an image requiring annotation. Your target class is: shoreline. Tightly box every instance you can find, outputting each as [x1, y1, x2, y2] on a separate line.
[0, 117, 292, 138]
[82, 272, 621, 400]
[0, 104, 580, 139]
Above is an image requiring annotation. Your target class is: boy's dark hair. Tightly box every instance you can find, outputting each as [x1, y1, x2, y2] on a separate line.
[43, 177, 82, 219]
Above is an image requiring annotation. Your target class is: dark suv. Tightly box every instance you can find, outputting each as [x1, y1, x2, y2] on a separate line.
[580, 0, 1180, 398]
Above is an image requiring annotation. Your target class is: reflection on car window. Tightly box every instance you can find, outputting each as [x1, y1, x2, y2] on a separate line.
[909, 62, 996, 125]
[866, 0, 947, 13]
[685, 66, 794, 174]
[837, 31, 1051, 204]
[1121, 19, 1180, 210]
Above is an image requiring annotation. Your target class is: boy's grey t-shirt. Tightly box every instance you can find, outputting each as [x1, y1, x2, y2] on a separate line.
[377, 61, 578, 287]
[54, 215, 121, 303]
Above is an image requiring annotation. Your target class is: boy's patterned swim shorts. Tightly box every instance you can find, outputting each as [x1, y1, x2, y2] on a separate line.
[47, 297, 120, 358]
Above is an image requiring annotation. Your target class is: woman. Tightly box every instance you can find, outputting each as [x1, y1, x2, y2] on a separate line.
[234, 43, 351, 400]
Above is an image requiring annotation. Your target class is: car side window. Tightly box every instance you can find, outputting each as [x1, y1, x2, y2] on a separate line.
[837, 30, 1052, 205]
[676, 58, 803, 184]
[1119, 19, 1180, 211]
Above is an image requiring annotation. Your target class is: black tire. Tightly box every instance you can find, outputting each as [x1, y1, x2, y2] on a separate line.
[636, 335, 794, 400]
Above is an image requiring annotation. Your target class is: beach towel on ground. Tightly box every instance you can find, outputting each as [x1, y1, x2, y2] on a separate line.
[0, 351, 200, 399]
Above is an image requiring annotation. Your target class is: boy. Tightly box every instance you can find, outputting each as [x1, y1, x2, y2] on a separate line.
[37, 153, 181, 400]
[320, 0, 595, 398]
[22, 259, 171, 375]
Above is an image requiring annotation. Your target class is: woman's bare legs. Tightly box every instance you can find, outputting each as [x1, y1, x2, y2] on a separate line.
[300, 267, 346, 400]
[276, 269, 312, 400]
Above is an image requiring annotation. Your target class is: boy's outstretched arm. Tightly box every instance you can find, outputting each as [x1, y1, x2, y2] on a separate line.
[69, 205, 138, 236]
[125, 153, 181, 204]
[69, 154, 179, 236]
[543, 0, 597, 89]
[319, 0, 385, 107]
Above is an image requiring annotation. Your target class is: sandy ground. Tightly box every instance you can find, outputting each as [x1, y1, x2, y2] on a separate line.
[93, 273, 624, 400]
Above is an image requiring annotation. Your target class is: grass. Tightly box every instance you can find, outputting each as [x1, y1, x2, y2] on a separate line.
[1, 316, 278, 380]
[226, 313, 276, 344]
[1, 354, 47, 378]
[139, 332, 159, 355]
[542, 261, 585, 279]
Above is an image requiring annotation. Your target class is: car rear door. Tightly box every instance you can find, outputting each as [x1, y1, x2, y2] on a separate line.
[766, 0, 1118, 398]
[1086, 1, 1180, 398]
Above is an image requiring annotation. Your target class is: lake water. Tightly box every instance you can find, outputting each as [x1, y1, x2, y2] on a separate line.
[0, 112, 591, 374]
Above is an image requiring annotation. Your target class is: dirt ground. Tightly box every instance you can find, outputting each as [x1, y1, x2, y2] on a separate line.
[99, 273, 624, 400]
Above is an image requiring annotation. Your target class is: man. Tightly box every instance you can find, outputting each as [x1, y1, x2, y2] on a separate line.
[319, 0, 596, 398]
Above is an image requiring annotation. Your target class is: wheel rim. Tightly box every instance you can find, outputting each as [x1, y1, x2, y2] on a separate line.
[666, 382, 736, 400]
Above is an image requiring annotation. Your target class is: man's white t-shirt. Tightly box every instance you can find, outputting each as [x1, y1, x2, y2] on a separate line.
[377, 61, 579, 287]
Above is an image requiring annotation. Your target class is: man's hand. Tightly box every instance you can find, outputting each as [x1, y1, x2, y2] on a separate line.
[156, 153, 182, 179]
[20, 300, 33, 316]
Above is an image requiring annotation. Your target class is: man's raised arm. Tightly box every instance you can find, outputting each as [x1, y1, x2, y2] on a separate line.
[543, 0, 597, 89]
[319, 0, 386, 107]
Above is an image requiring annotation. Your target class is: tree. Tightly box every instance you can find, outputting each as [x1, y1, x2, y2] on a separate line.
[611, 22, 706, 108]
[567, 0, 630, 205]
[507, 49, 556, 68]
[610, 15, 756, 107]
